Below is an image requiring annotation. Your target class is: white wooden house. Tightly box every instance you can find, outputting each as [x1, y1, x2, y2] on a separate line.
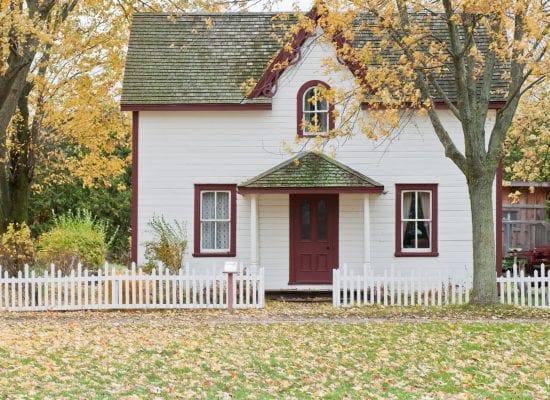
[121, 12, 504, 290]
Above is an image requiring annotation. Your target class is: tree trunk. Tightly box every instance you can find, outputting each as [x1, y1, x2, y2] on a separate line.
[0, 63, 34, 230]
[7, 82, 33, 225]
[468, 174, 499, 304]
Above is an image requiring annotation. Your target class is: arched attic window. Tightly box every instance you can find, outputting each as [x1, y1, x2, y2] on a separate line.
[297, 80, 335, 137]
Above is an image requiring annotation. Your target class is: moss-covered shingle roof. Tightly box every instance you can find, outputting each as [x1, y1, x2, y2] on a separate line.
[121, 12, 508, 106]
[121, 13, 284, 105]
[238, 152, 383, 191]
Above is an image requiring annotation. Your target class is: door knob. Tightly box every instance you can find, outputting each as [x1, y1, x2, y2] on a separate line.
[326, 246, 330, 250]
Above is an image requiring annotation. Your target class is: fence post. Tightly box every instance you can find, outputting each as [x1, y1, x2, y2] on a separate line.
[223, 261, 238, 312]
[332, 267, 339, 307]
[259, 267, 265, 308]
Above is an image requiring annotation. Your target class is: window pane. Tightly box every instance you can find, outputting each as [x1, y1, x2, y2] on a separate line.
[202, 192, 215, 219]
[402, 221, 415, 248]
[216, 192, 229, 219]
[201, 221, 215, 249]
[316, 97, 328, 111]
[403, 192, 415, 219]
[418, 191, 430, 219]
[301, 200, 311, 240]
[318, 200, 327, 240]
[318, 111, 328, 132]
[216, 221, 230, 249]
[303, 112, 314, 133]
[417, 221, 430, 248]
[304, 88, 315, 112]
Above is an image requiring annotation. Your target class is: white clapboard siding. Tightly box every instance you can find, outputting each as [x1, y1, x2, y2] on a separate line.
[333, 263, 470, 307]
[0, 262, 265, 311]
[136, 33, 482, 291]
[497, 263, 549, 308]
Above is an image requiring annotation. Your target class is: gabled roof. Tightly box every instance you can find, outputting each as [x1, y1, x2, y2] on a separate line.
[121, 13, 286, 107]
[238, 152, 384, 193]
[121, 12, 508, 108]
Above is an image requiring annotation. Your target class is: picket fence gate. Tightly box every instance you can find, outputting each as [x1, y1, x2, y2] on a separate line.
[0, 262, 265, 311]
[333, 264, 470, 307]
[497, 263, 549, 308]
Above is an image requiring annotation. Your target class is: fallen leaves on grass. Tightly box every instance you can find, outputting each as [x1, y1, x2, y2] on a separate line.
[0, 306, 548, 399]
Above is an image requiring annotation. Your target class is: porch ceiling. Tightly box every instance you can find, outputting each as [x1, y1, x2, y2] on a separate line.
[238, 152, 384, 194]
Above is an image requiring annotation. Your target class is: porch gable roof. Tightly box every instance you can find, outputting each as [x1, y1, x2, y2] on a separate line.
[238, 152, 384, 194]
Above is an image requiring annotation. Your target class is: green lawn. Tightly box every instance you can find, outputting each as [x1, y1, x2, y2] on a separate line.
[0, 305, 548, 399]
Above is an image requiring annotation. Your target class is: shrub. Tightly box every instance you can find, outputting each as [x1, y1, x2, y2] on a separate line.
[0, 223, 35, 277]
[37, 210, 114, 275]
[29, 172, 130, 264]
[144, 216, 187, 272]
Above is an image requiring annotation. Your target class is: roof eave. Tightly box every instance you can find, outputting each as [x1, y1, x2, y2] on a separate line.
[120, 103, 272, 111]
[238, 186, 384, 194]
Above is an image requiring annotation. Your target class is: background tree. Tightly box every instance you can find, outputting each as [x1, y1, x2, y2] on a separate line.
[0, 0, 76, 228]
[296, 0, 548, 303]
[1, 0, 264, 263]
[504, 85, 549, 184]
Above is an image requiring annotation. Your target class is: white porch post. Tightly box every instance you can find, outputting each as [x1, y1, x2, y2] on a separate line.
[363, 194, 371, 273]
[250, 194, 259, 268]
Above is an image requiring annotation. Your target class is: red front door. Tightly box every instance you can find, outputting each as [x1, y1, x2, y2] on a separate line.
[289, 194, 339, 284]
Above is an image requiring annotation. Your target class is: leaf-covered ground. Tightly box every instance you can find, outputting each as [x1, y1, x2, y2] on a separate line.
[0, 303, 548, 399]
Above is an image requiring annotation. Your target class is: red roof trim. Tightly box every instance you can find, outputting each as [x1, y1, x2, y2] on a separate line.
[238, 187, 383, 194]
[361, 101, 506, 110]
[248, 9, 372, 100]
[121, 103, 271, 111]
[248, 8, 319, 99]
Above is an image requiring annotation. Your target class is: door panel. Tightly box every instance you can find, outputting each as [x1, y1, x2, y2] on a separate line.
[290, 194, 338, 284]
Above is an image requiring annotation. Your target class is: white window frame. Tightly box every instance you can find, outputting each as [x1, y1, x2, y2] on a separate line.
[302, 86, 329, 135]
[200, 190, 231, 253]
[401, 190, 432, 253]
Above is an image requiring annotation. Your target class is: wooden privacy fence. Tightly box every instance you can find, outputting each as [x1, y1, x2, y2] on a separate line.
[0, 262, 265, 311]
[497, 263, 549, 308]
[333, 264, 470, 307]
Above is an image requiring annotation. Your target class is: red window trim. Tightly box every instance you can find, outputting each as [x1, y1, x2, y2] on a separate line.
[297, 80, 335, 137]
[193, 184, 237, 257]
[395, 183, 439, 257]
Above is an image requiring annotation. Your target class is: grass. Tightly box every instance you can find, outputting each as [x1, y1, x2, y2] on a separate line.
[0, 303, 548, 399]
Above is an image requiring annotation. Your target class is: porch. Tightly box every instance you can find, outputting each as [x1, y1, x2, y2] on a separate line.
[238, 152, 384, 290]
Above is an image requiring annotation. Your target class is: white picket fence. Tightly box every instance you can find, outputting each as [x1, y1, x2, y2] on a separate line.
[334, 263, 550, 308]
[497, 263, 549, 308]
[0, 262, 265, 311]
[333, 264, 471, 307]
